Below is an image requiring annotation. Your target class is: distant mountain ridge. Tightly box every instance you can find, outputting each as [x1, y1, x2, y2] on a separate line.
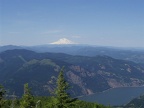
[0, 49, 144, 97]
[0, 45, 144, 64]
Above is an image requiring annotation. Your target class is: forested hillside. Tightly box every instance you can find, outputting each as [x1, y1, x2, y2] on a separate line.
[1, 45, 144, 64]
[0, 49, 144, 97]
[0, 69, 110, 108]
[124, 94, 144, 108]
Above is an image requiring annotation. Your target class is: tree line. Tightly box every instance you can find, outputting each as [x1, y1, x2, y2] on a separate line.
[0, 67, 110, 108]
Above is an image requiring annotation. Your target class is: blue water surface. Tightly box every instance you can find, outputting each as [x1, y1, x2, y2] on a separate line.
[79, 86, 144, 106]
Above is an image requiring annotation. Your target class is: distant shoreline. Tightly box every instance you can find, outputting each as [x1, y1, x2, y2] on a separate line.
[77, 85, 144, 98]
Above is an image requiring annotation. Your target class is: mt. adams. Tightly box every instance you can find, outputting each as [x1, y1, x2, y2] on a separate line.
[50, 38, 76, 44]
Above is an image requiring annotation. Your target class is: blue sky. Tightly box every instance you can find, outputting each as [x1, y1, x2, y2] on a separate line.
[0, 0, 144, 47]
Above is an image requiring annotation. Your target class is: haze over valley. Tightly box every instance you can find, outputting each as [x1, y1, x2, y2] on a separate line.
[1, 0, 144, 107]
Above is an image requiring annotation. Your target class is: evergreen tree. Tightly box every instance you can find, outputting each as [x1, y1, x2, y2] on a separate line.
[54, 67, 76, 108]
[0, 84, 6, 108]
[20, 83, 35, 108]
[10, 92, 18, 108]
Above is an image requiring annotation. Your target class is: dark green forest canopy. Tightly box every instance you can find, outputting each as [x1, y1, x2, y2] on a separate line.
[0, 69, 110, 108]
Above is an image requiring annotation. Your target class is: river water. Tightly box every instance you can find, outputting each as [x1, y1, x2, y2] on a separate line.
[79, 86, 144, 106]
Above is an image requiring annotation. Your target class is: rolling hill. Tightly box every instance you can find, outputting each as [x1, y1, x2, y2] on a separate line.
[0, 49, 144, 97]
[1, 45, 144, 64]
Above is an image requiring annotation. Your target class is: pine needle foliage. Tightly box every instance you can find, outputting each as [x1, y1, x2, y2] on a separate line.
[20, 83, 35, 108]
[54, 67, 76, 108]
[0, 84, 6, 108]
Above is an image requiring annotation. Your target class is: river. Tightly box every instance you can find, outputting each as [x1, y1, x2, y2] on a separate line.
[79, 86, 144, 106]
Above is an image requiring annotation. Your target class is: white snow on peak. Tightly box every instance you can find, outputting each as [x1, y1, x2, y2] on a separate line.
[50, 38, 76, 44]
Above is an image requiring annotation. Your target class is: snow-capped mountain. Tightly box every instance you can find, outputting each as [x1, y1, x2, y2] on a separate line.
[50, 38, 76, 44]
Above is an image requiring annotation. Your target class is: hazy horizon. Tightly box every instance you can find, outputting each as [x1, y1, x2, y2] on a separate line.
[1, 0, 144, 47]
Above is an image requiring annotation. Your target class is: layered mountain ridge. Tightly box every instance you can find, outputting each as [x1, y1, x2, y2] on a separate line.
[0, 45, 144, 64]
[0, 49, 144, 97]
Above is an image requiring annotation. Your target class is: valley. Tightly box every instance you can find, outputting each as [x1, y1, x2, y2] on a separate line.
[0, 46, 144, 107]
